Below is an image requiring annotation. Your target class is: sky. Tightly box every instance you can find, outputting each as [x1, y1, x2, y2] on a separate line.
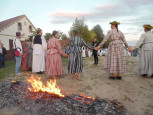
[0, 0, 153, 45]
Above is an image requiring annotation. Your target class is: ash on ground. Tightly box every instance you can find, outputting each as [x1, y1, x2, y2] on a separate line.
[0, 81, 132, 115]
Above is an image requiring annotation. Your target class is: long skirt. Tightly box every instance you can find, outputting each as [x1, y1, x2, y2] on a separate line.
[32, 54, 45, 72]
[26, 51, 33, 68]
[139, 45, 153, 75]
[105, 44, 126, 74]
[68, 52, 83, 73]
[22, 53, 29, 71]
[46, 53, 63, 76]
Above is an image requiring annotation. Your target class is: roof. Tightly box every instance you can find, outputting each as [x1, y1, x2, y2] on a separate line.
[59, 39, 69, 47]
[0, 15, 36, 31]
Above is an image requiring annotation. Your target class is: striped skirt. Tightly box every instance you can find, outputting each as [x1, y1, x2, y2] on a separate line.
[105, 44, 126, 74]
[46, 53, 63, 76]
[139, 44, 153, 75]
[68, 52, 83, 73]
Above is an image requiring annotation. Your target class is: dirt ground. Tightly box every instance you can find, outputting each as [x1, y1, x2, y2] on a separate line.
[4, 56, 153, 115]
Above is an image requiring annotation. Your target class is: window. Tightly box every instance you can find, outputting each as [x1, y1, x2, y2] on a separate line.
[29, 25, 32, 32]
[17, 22, 22, 30]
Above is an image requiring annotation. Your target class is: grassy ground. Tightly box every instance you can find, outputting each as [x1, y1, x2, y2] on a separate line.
[62, 57, 68, 66]
[0, 58, 68, 81]
[0, 60, 16, 80]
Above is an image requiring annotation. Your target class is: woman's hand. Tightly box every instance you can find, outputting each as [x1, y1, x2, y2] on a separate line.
[129, 47, 134, 52]
[63, 54, 68, 57]
[94, 46, 100, 50]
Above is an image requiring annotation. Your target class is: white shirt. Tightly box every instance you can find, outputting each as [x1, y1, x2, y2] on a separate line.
[13, 38, 23, 53]
[134, 31, 153, 49]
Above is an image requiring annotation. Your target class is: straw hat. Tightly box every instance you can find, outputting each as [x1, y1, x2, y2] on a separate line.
[110, 21, 120, 25]
[143, 24, 153, 29]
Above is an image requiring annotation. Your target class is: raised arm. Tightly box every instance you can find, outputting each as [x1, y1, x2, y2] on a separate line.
[55, 39, 64, 55]
[82, 39, 94, 50]
[99, 30, 111, 47]
[134, 34, 145, 49]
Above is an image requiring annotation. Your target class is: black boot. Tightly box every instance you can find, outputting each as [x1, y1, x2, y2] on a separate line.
[109, 76, 115, 80]
[116, 76, 122, 80]
[142, 74, 147, 77]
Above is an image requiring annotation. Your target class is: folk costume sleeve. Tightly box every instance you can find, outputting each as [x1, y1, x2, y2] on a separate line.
[82, 39, 94, 50]
[134, 34, 145, 49]
[99, 30, 111, 47]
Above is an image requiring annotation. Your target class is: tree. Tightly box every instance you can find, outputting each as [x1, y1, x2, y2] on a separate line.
[92, 25, 104, 43]
[69, 18, 96, 43]
[44, 31, 67, 42]
[58, 31, 67, 40]
[92, 24, 110, 48]
[44, 33, 52, 42]
[28, 31, 37, 40]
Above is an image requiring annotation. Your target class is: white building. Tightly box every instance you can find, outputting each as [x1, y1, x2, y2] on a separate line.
[0, 15, 36, 50]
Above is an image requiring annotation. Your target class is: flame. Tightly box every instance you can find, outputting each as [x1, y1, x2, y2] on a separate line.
[80, 93, 95, 99]
[11, 80, 16, 83]
[27, 75, 65, 97]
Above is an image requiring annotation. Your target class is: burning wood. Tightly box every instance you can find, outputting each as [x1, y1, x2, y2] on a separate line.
[27, 75, 65, 97]
[0, 76, 132, 115]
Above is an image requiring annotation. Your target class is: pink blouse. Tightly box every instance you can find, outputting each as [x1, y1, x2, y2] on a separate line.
[46, 37, 64, 55]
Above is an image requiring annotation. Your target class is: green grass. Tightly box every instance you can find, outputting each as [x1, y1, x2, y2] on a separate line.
[62, 58, 68, 67]
[0, 57, 92, 80]
[0, 60, 15, 80]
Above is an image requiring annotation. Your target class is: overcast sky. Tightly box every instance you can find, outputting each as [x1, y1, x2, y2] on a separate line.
[0, 0, 153, 45]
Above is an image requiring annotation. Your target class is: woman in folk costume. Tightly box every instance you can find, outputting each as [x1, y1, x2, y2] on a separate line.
[68, 30, 94, 80]
[130, 24, 153, 77]
[46, 31, 67, 78]
[32, 28, 47, 74]
[22, 42, 29, 71]
[26, 37, 33, 70]
[95, 21, 130, 80]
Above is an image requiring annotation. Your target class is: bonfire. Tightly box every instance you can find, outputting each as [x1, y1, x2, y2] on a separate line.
[0, 74, 132, 115]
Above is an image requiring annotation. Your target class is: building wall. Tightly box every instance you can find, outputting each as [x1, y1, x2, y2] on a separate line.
[0, 16, 36, 50]
[0, 35, 10, 50]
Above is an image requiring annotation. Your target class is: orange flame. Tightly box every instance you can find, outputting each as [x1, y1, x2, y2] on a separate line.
[11, 80, 16, 83]
[27, 75, 65, 97]
[80, 93, 95, 99]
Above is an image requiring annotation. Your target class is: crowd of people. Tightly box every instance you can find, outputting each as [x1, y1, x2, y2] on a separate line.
[11, 21, 153, 80]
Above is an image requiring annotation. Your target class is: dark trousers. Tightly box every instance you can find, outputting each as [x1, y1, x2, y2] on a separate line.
[93, 52, 98, 64]
[0, 54, 3, 68]
[2, 55, 5, 67]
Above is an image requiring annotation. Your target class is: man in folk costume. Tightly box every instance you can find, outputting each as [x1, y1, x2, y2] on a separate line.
[32, 28, 47, 74]
[130, 24, 153, 77]
[95, 21, 130, 80]
[68, 30, 94, 80]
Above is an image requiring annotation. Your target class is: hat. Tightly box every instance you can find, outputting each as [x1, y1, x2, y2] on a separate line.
[110, 21, 120, 25]
[73, 30, 78, 34]
[143, 24, 153, 29]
